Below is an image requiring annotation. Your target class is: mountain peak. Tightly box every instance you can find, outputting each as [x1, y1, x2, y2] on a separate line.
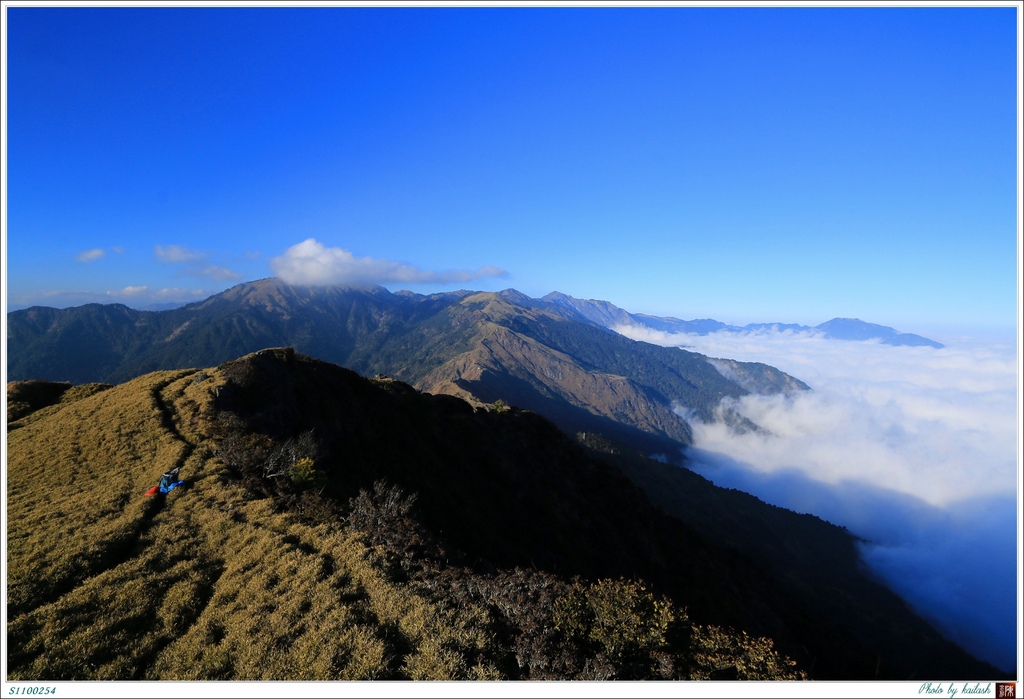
[814, 318, 944, 348]
[540, 291, 635, 327]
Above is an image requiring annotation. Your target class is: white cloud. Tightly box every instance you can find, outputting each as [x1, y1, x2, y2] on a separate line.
[103, 286, 211, 305]
[153, 287, 205, 299]
[155, 244, 204, 264]
[623, 326, 1019, 672]
[198, 265, 242, 281]
[75, 248, 106, 262]
[108, 285, 149, 297]
[154, 244, 240, 281]
[270, 238, 508, 287]
[640, 326, 1018, 508]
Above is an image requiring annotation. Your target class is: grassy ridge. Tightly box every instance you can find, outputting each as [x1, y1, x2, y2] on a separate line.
[6, 355, 804, 681]
[7, 369, 482, 680]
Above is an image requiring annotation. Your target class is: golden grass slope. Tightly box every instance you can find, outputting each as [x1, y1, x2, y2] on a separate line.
[6, 367, 499, 680]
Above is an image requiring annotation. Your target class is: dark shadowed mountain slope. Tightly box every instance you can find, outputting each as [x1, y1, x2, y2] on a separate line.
[6, 349, 1002, 681]
[7, 279, 806, 459]
[541, 292, 945, 348]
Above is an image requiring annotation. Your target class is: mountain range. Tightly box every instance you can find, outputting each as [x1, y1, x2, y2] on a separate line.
[6, 347, 1002, 680]
[541, 291, 945, 348]
[8, 278, 995, 681]
[7, 279, 809, 460]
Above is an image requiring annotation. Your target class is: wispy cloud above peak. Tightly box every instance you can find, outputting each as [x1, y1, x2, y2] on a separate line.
[75, 248, 106, 263]
[108, 285, 149, 297]
[200, 265, 242, 281]
[154, 244, 204, 264]
[154, 244, 240, 281]
[270, 238, 508, 287]
[102, 285, 210, 307]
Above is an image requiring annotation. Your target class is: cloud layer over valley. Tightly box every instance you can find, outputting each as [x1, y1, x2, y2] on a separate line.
[616, 325, 1019, 673]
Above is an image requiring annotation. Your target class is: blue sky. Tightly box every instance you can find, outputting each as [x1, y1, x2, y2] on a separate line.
[4, 4, 1020, 334]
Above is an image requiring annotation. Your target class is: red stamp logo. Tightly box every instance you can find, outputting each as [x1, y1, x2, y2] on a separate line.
[996, 683, 1016, 698]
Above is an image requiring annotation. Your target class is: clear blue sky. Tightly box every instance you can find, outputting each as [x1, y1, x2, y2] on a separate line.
[4, 4, 1019, 332]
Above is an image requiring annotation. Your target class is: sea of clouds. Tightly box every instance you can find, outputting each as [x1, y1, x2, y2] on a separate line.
[616, 324, 1020, 674]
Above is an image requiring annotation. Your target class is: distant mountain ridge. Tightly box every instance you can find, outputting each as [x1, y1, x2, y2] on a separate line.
[6, 279, 807, 460]
[542, 292, 945, 348]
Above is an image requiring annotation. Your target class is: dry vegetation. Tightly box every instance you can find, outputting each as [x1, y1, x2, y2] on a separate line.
[6, 352, 804, 681]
